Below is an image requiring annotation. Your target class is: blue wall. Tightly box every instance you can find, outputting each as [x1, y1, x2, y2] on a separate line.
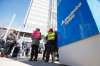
[57, 0, 99, 47]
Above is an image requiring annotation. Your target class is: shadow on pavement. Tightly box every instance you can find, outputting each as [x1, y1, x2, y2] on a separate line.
[10, 58, 68, 66]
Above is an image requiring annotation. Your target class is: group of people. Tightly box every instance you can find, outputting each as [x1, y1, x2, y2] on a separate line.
[0, 30, 18, 57]
[0, 28, 59, 63]
[29, 28, 58, 62]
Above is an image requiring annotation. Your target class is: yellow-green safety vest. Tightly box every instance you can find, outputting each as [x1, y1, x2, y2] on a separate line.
[47, 32, 55, 40]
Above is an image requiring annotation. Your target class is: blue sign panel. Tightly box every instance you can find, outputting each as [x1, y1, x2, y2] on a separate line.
[57, 0, 99, 47]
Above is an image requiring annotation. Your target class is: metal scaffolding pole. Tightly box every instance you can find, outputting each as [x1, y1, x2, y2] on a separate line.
[48, 0, 52, 29]
[3, 14, 16, 41]
[48, 0, 57, 30]
[23, 0, 33, 28]
[22, 0, 33, 38]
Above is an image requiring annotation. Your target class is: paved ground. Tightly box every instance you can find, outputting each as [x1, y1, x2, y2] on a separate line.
[0, 57, 67, 66]
[0, 58, 31, 66]
[0, 51, 67, 66]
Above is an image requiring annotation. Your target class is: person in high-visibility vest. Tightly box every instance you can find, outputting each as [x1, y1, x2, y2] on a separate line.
[45, 28, 55, 62]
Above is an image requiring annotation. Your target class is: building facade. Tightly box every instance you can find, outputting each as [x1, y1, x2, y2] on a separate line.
[24, 0, 57, 35]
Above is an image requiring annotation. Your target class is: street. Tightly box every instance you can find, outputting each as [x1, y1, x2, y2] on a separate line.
[0, 53, 66, 66]
[0, 57, 65, 66]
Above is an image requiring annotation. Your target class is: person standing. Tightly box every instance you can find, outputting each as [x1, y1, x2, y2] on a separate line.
[25, 42, 31, 57]
[29, 28, 41, 61]
[42, 36, 48, 61]
[54, 31, 59, 61]
[45, 28, 55, 62]
[5, 30, 17, 57]
[0, 37, 5, 57]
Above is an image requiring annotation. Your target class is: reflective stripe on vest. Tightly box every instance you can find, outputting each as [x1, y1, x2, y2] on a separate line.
[48, 32, 55, 40]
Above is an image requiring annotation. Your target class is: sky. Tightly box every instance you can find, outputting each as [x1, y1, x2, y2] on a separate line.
[0, 0, 100, 32]
[87, 0, 100, 32]
[0, 0, 30, 29]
